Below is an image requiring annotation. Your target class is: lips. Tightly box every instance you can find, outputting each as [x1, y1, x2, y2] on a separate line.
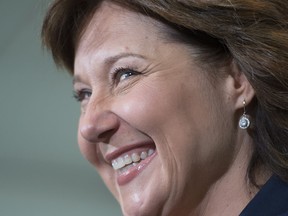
[105, 142, 156, 185]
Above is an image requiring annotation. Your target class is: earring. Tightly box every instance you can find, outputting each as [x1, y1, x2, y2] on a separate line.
[239, 100, 251, 129]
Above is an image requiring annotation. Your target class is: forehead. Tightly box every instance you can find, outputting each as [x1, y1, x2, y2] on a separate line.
[74, 1, 168, 75]
[76, 2, 164, 54]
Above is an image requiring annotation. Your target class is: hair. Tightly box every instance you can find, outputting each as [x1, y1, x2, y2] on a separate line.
[42, 0, 288, 186]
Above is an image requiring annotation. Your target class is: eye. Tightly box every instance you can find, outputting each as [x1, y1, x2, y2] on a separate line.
[73, 89, 92, 102]
[113, 67, 141, 83]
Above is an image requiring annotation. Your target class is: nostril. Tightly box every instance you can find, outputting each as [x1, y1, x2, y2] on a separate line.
[79, 111, 120, 143]
[80, 124, 117, 143]
[98, 128, 117, 143]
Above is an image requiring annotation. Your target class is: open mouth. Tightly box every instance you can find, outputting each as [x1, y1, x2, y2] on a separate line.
[112, 148, 155, 171]
[108, 144, 157, 185]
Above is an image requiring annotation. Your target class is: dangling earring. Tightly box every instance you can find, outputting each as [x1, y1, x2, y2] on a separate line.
[239, 100, 251, 129]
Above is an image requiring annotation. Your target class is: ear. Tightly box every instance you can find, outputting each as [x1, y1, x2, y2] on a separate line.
[224, 60, 255, 110]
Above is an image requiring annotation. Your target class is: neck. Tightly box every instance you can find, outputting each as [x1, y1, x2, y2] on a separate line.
[193, 133, 265, 216]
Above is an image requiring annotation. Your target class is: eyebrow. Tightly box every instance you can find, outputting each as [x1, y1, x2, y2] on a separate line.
[104, 52, 146, 66]
[73, 52, 146, 85]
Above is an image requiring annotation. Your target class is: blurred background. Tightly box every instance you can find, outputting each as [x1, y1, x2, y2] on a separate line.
[0, 0, 121, 215]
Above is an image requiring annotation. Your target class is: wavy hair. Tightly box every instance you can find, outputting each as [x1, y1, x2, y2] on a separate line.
[42, 0, 288, 186]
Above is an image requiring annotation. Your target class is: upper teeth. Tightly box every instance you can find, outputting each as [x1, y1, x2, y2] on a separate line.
[112, 149, 155, 170]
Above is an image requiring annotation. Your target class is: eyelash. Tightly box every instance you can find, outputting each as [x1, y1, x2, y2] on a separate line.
[112, 67, 141, 84]
[73, 67, 141, 102]
[73, 89, 92, 102]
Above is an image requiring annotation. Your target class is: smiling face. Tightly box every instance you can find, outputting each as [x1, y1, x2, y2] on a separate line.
[74, 2, 244, 216]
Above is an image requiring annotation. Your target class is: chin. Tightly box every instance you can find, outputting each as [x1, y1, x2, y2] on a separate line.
[103, 153, 171, 216]
[119, 193, 165, 216]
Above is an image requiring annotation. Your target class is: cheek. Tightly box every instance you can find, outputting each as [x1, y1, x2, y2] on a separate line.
[113, 81, 184, 134]
[115, 78, 233, 163]
[112, 82, 200, 173]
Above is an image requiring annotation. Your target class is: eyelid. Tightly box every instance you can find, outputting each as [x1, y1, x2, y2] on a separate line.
[73, 88, 92, 102]
[112, 66, 139, 75]
[111, 66, 141, 84]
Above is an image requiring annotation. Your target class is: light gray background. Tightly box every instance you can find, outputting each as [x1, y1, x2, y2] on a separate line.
[0, 0, 121, 215]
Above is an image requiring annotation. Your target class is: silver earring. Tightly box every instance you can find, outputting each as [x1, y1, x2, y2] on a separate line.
[239, 100, 251, 129]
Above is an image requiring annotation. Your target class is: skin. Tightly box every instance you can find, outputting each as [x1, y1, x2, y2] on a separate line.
[73, 2, 256, 216]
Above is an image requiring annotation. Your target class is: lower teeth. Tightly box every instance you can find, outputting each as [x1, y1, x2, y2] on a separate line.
[119, 161, 140, 174]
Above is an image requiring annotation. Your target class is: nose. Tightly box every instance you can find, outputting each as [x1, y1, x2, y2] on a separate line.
[79, 107, 120, 144]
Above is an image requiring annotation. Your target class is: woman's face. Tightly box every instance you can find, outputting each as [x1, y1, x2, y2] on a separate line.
[74, 2, 239, 215]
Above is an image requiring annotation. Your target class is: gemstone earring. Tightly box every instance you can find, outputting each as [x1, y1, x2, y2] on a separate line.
[239, 100, 251, 129]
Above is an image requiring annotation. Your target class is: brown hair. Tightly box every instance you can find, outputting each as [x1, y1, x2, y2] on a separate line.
[42, 0, 288, 185]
